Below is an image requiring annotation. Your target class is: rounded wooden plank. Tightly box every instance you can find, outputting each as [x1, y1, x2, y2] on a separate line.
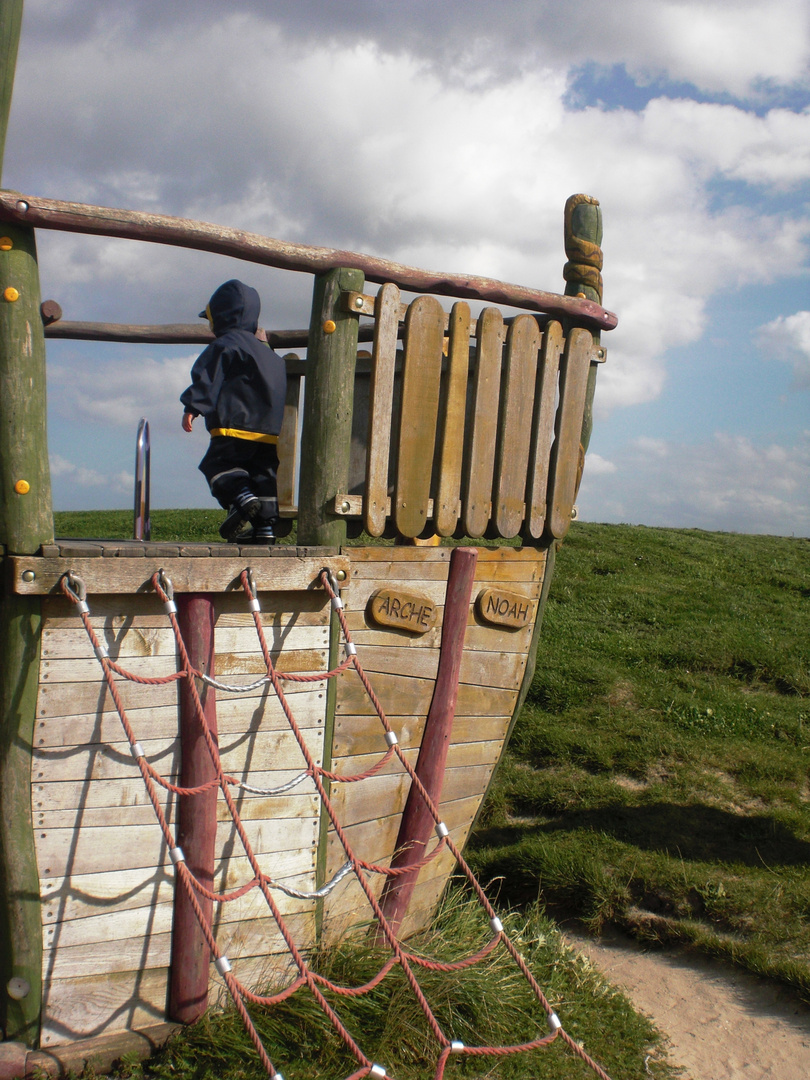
[276, 373, 301, 513]
[461, 307, 504, 537]
[526, 320, 564, 538]
[434, 302, 471, 536]
[364, 283, 401, 536]
[394, 295, 445, 537]
[547, 327, 593, 538]
[0, 193, 619, 332]
[494, 315, 541, 538]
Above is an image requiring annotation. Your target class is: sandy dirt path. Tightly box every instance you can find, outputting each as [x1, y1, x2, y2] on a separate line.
[564, 930, 810, 1080]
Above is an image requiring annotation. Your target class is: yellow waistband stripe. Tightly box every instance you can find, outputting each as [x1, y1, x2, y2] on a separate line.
[210, 428, 278, 444]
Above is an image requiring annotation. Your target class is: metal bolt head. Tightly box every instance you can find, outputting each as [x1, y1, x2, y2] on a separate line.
[339, 500, 351, 514]
[354, 296, 364, 308]
[335, 569, 347, 581]
[16, 200, 29, 213]
[7, 977, 30, 1000]
[22, 570, 35, 583]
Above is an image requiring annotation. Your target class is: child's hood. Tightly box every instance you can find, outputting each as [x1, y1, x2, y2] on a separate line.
[201, 279, 260, 335]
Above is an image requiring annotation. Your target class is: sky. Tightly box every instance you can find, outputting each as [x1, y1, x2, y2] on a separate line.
[3, 0, 810, 537]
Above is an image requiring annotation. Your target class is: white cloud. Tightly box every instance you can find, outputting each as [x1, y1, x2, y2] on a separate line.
[50, 454, 132, 493]
[22, 1, 809, 102]
[579, 431, 810, 535]
[756, 311, 810, 388]
[49, 354, 194, 429]
[581, 453, 617, 476]
[6, 1, 810, 531]
[624, 1, 810, 98]
[12, 32, 810, 424]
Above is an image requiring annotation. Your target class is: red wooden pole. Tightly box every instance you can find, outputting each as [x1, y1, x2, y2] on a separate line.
[169, 594, 218, 1024]
[376, 547, 478, 937]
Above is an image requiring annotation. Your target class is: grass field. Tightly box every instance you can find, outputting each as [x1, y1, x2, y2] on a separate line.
[50, 510, 809, 1077]
[469, 522, 810, 1000]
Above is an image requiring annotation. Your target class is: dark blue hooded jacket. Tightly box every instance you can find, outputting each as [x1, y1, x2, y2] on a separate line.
[180, 280, 286, 439]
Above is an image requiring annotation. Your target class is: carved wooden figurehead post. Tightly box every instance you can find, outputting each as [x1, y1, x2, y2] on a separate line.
[562, 193, 606, 495]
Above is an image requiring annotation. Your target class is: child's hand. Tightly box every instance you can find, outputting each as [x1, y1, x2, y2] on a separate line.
[182, 412, 194, 432]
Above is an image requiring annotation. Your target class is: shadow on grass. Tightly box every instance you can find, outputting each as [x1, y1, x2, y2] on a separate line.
[476, 801, 810, 868]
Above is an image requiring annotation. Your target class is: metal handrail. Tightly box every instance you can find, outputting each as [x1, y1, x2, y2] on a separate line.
[134, 417, 151, 540]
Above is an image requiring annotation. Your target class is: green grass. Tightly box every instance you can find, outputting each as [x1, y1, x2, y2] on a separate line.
[98, 892, 674, 1080]
[54, 508, 253, 543]
[468, 522, 810, 999]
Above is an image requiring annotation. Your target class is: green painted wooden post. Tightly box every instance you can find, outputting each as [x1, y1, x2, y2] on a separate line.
[296, 266, 364, 547]
[0, 1, 23, 182]
[1, 1, 49, 1047]
[0, 596, 44, 1046]
[0, 221, 54, 553]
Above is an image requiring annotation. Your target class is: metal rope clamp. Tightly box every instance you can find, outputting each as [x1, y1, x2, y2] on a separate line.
[63, 571, 89, 613]
[245, 568, 261, 612]
[324, 568, 344, 609]
[157, 569, 177, 614]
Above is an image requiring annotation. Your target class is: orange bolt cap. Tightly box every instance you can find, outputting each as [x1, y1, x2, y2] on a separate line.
[4, 286, 20, 302]
[323, 319, 336, 334]
[14, 479, 30, 494]
[0, 237, 12, 251]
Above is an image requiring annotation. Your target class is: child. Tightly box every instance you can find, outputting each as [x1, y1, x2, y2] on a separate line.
[181, 279, 286, 543]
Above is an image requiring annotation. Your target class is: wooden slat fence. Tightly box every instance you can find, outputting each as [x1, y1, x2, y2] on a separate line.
[317, 290, 598, 540]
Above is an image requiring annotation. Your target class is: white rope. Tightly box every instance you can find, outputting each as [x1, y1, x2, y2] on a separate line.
[233, 771, 312, 796]
[271, 862, 353, 900]
[202, 673, 271, 694]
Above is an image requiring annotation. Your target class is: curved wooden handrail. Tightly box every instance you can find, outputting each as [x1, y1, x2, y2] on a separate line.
[0, 190, 618, 331]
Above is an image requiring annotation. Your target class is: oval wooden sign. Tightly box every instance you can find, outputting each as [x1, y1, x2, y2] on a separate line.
[476, 587, 534, 629]
[368, 588, 438, 634]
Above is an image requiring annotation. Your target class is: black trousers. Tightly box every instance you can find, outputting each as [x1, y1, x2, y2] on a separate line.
[198, 436, 279, 521]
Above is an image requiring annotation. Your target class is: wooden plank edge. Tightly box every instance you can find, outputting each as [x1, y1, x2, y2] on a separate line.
[16, 1022, 180, 1078]
[9, 555, 350, 595]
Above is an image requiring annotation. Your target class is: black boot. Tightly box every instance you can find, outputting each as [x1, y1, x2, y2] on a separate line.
[248, 520, 277, 545]
[219, 494, 261, 541]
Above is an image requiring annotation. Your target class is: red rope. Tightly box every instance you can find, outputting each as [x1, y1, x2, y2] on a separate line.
[58, 570, 614, 1080]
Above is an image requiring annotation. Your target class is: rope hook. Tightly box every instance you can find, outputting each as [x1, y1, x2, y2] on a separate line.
[157, 568, 174, 600]
[62, 570, 87, 604]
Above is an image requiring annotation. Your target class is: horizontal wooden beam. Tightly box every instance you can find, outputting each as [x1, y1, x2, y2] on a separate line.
[42, 317, 377, 350]
[0, 191, 618, 331]
[8, 554, 350, 595]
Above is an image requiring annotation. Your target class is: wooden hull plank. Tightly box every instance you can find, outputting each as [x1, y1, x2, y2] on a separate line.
[333, 714, 509, 758]
[40, 968, 170, 1046]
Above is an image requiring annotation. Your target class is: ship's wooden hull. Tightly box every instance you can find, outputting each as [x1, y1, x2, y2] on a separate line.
[19, 542, 547, 1047]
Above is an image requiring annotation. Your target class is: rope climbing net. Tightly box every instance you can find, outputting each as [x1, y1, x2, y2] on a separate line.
[60, 566, 612, 1080]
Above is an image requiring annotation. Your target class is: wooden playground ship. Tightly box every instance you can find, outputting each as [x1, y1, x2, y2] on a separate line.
[0, 10, 617, 1077]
